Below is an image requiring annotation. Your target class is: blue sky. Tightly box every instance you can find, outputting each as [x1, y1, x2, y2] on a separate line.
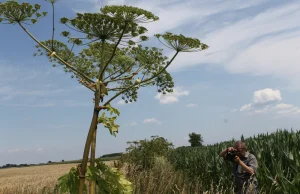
[1, 0, 300, 165]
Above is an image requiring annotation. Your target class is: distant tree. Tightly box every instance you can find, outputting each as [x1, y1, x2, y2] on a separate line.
[188, 132, 203, 147]
[101, 152, 123, 158]
[48, 161, 52, 164]
[62, 159, 65, 162]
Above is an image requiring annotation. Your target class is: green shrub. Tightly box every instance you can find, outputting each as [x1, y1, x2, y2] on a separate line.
[122, 136, 174, 170]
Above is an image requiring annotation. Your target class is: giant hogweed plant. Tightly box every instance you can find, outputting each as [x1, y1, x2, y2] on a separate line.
[56, 160, 133, 194]
[0, 0, 209, 193]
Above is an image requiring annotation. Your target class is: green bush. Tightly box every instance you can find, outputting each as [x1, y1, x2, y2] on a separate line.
[122, 136, 174, 170]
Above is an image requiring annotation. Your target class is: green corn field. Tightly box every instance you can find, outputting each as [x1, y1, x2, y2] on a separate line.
[168, 129, 300, 194]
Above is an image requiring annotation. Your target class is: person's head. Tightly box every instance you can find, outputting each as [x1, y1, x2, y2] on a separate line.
[234, 141, 248, 157]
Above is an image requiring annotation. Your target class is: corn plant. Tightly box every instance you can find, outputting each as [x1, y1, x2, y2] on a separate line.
[168, 129, 300, 194]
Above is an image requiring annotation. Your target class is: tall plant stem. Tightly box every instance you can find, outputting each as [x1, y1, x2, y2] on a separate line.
[78, 100, 100, 194]
[89, 126, 97, 194]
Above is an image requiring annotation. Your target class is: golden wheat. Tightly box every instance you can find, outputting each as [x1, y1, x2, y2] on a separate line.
[0, 162, 114, 194]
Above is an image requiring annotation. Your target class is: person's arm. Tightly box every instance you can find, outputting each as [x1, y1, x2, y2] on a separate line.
[235, 156, 257, 175]
[219, 147, 234, 158]
[219, 148, 228, 158]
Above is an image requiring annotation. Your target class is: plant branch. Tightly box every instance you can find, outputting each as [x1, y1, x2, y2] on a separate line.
[17, 22, 95, 84]
[66, 42, 75, 62]
[105, 63, 148, 84]
[108, 65, 132, 80]
[98, 23, 128, 80]
[103, 51, 179, 106]
[79, 78, 96, 92]
[103, 85, 138, 106]
[107, 87, 128, 91]
[51, 2, 55, 51]
[100, 40, 105, 79]
[104, 67, 124, 81]
[141, 51, 179, 83]
[105, 73, 135, 84]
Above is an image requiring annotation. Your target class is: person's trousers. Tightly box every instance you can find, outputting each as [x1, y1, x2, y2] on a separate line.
[235, 188, 258, 194]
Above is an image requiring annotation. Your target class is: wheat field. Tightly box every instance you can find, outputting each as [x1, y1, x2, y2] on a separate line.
[0, 162, 114, 194]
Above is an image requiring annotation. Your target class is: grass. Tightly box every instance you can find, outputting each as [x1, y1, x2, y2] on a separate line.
[115, 157, 260, 194]
[0, 161, 115, 194]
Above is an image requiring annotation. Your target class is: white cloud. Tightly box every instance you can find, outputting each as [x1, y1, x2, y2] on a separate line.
[68, 1, 300, 88]
[129, 121, 137, 126]
[154, 87, 189, 104]
[124, 121, 137, 126]
[117, 99, 132, 105]
[240, 88, 282, 111]
[240, 89, 300, 117]
[68, 0, 300, 88]
[72, 0, 261, 36]
[117, 100, 125, 105]
[143, 118, 162, 125]
[240, 104, 252, 112]
[146, 1, 300, 89]
[275, 103, 300, 116]
[252, 88, 282, 105]
[186, 103, 198, 108]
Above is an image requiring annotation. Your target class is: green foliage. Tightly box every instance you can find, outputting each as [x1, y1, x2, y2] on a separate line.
[188, 132, 203, 147]
[0, 1, 47, 24]
[155, 32, 209, 52]
[57, 167, 84, 194]
[106, 104, 120, 116]
[57, 161, 132, 194]
[168, 129, 300, 193]
[87, 160, 133, 194]
[100, 5, 159, 23]
[98, 112, 119, 136]
[123, 136, 174, 170]
[59, 5, 157, 44]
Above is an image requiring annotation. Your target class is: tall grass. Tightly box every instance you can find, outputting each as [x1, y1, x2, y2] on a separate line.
[119, 156, 235, 194]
